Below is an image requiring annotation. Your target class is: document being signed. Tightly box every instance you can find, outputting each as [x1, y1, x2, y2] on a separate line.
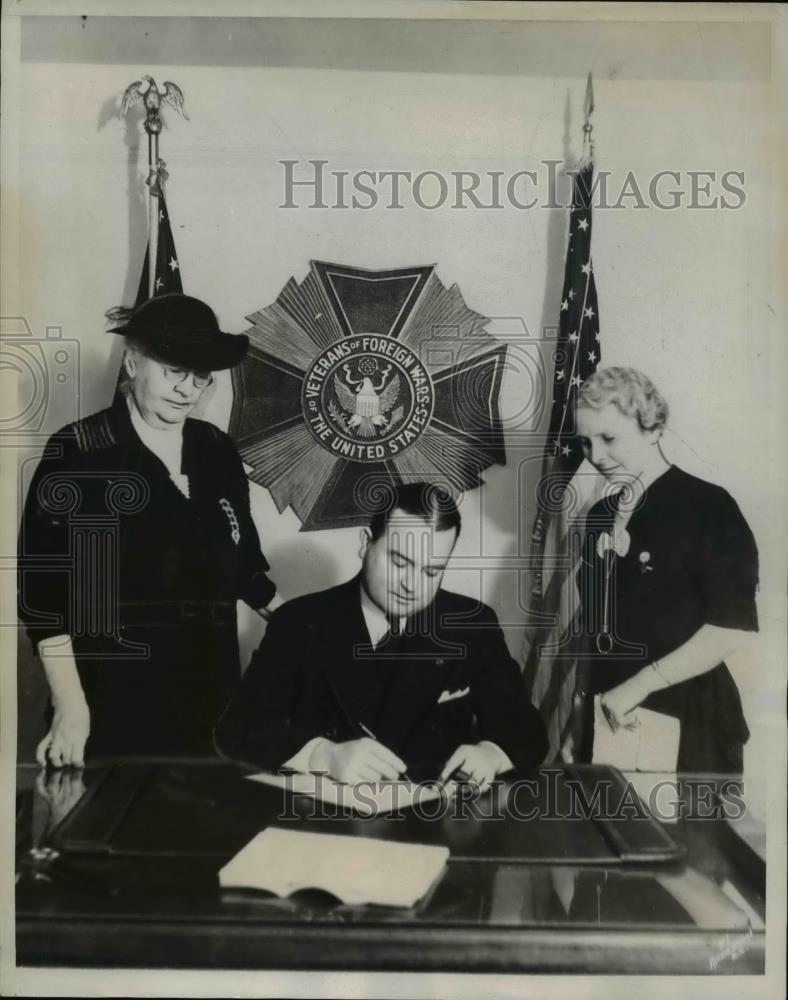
[246, 769, 450, 816]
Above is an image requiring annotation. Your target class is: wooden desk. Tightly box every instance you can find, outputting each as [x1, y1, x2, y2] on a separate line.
[15, 760, 765, 974]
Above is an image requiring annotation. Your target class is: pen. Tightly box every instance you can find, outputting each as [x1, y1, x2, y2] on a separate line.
[358, 722, 413, 782]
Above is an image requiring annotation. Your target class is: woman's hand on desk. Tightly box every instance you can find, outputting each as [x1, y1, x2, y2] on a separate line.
[310, 737, 407, 783]
[35, 634, 90, 768]
[36, 695, 90, 769]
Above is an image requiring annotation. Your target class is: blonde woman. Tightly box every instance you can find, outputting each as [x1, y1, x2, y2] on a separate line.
[574, 366, 758, 773]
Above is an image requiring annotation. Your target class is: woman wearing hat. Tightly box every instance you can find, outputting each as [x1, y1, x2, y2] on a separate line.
[573, 366, 758, 773]
[18, 294, 278, 764]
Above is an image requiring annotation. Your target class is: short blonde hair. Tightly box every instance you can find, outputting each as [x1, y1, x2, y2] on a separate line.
[577, 366, 669, 432]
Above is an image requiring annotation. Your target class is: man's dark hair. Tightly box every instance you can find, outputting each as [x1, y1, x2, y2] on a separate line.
[367, 482, 461, 541]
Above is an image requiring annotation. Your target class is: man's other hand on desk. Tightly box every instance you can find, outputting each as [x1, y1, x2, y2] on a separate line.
[439, 742, 510, 793]
[308, 736, 407, 783]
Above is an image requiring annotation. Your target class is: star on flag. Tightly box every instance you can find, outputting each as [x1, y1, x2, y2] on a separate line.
[133, 189, 183, 307]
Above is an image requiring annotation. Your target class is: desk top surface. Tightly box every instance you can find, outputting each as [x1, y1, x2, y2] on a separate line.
[15, 759, 765, 974]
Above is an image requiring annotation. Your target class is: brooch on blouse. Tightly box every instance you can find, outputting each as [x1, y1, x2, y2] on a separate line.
[639, 551, 653, 574]
[219, 498, 240, 545]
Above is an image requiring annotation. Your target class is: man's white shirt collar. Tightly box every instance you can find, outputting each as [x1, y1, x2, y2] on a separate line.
[360, 585, 405, 647]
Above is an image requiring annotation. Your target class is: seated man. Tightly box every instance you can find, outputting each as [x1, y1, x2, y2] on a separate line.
[214, 483, 547, 786]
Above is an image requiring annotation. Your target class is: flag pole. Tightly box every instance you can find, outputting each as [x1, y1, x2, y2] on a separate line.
[146, 127, 160, 299]
[120, 76, 188, 301]
[523, 70, 602, 759]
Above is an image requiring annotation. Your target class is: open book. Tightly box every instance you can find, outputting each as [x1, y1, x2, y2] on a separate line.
[592, 694, 680, 772]
[246, 769, 447, 817]
[218, 827, 449, 907]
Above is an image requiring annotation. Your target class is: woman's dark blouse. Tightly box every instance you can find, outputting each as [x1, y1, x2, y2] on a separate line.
[18, 399, 275, 756]
[576, 465, 758, 773]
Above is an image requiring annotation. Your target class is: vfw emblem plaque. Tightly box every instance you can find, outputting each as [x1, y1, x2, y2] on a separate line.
[229, 261, 507, 530]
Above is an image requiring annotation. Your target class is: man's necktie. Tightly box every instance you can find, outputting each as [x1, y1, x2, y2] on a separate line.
[375, 616, 401, 652]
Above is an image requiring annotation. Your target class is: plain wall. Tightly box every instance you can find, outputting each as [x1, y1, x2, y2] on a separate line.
[7, 13, 785, 812]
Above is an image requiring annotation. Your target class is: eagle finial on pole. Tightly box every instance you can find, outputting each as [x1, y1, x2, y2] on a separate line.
[120, 75, 189, 135]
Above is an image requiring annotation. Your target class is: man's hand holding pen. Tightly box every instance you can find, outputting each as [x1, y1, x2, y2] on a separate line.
[308, 736, 408, 783]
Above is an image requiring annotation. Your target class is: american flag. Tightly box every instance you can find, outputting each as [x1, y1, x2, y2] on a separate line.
[134, 177, 183, 306]
[523, 159, 603, 761]
[111, 173, 183, 399]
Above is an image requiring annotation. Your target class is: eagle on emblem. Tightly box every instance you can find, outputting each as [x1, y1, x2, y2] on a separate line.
[333, 359, 401, 439]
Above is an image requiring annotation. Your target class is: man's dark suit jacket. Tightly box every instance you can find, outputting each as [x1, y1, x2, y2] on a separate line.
[214, 576, 548, 777]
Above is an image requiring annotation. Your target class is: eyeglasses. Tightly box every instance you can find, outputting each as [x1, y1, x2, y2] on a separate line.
[158, 363, 214, 390]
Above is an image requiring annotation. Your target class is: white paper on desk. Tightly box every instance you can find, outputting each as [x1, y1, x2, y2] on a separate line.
[246, 770, 446, 817]
[219, 827, 449, 907]
[593, 695, 679, 772]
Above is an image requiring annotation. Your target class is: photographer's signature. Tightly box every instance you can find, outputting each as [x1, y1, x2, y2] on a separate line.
[708, 924, 754, 971]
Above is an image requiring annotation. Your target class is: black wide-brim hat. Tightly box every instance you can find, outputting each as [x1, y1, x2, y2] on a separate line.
[110, 293, 249, 371]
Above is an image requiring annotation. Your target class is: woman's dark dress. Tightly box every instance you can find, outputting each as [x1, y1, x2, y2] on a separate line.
[576, 466, 758, 773]
[18, 399, 275, 756]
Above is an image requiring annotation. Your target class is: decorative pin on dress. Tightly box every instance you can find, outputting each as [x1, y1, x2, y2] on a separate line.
[220, 498, 241, 545]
